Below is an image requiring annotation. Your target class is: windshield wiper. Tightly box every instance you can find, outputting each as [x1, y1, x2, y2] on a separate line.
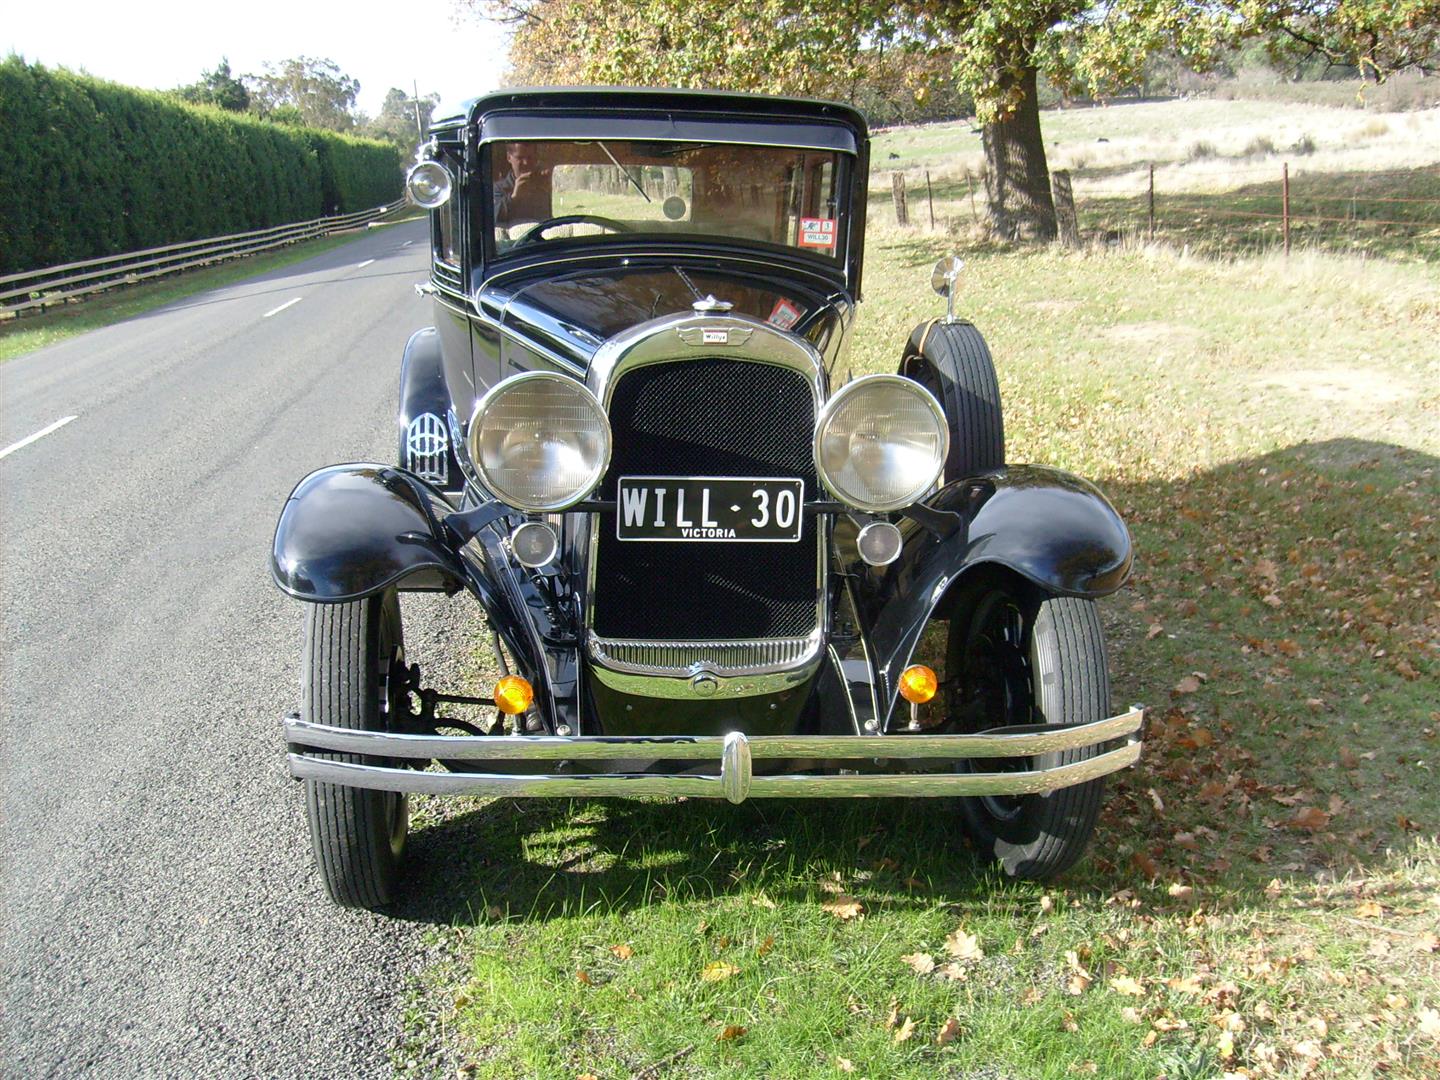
[598, 142, 652, 203]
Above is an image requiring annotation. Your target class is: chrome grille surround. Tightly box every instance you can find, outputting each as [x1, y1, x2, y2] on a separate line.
[582, 313, 829, 692]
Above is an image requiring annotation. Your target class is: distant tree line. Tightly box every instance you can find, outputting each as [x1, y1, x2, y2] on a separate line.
[0, 57, 403, 275]
[174, 56, 442, 160]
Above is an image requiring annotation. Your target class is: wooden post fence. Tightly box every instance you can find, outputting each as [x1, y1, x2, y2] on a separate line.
[1148, 164, 1156, 241]
[892, 172, 909, 226]
[925, 171, 936, 228]
[1282, 162, 1291, 256]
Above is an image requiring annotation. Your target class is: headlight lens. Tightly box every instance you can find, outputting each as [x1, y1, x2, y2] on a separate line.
[468, 373, 611, 511]
[406, 161, 453, 209]
[814, 375, 948, 512]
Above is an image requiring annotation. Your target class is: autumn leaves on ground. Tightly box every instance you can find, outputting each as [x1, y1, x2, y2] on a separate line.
[393, 192, 1438, 1079]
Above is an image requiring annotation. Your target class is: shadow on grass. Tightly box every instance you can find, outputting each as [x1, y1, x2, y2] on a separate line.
[390, 437, 1437, 927]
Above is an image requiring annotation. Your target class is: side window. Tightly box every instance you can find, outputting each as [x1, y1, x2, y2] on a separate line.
[435, 195, 460, 267]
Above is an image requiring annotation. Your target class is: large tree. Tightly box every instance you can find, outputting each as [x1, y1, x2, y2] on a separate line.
[247, 56, 361, 131]
[467, 0, 1438, 240]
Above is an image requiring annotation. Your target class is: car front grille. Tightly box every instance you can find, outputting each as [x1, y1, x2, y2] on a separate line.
[591, 356, 820, 643]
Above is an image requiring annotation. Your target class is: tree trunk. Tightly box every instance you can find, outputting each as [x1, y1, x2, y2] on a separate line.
[982, 63, 1056, 241]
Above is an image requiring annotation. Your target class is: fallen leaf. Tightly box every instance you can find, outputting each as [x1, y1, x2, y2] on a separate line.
[485, 904, 504, 920]
[1174, 675, 1201, 695]
[750, 894, 777, 909]
[1039, 894, 1054, 913]
[900, 952, 936, 975]
[1339, 748, 1360, 769]
[578, 1074, 598, 1080]
[1355, 901, 1384, 918]
[821, 895, 864, 920]
[1416, 933, 1439, 953]
[1067, 973, 1093, 995]
[1147, 622, 1164, 640]
[945, 927, 984, 961]
[575, 970, 593, 986]
[885, 1000, 899, 1029]
[893, 1016, 916, 1043]
[1217, 1028, 1235, 1059]
[1167, 976, 1203, 994]
[610, 943, 634, 960]
[818, 876, 845, 894]
[836, 1058, 856, 1073]
[1063, 1011, 1080, 1033]
[1148, 788, 1166, 813]
[1109, 975, 1146, 997]
[936, 1017, 962, 1046]
[700, 961, 739, 983]
[935, 962, 968, 981]
[1289, 807, 1331, 831]
[716, 1024, 746, 1042]
[1419, 1007, 1440, 1040]
[1132, 851, 1160, 878]
[1121, 1006, 1143, 1024]
[1168, 883, 1194, 901]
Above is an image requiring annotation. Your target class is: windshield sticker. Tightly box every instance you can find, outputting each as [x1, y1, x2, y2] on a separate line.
[798, 217, 837, 249]
[768, 298, 803, 330]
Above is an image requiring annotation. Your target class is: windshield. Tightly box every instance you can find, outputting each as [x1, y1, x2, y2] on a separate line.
[485, 139, 845, 261]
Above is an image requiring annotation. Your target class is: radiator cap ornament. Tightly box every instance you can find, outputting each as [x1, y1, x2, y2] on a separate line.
[692, 294, 734, 314]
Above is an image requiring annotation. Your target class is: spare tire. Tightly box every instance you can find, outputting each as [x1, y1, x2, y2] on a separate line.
[900, 320, 1004, 481]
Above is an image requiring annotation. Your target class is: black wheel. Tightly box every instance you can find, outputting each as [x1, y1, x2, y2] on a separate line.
[302, 589, 409, 909]
[901, 320, 1004, 481]
[946, 577, 1109, 879]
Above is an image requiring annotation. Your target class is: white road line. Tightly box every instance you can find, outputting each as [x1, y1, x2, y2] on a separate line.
[263, 297, 303, 318]
[357, 259, 375, 268]
[0, 416, 78, 461]
[401, 240, 414, 247]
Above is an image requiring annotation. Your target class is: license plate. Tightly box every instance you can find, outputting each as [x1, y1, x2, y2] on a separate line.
[616, 476, 805, 542]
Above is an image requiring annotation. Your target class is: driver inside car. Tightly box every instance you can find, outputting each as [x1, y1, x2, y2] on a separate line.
[493, 141, 553, 227]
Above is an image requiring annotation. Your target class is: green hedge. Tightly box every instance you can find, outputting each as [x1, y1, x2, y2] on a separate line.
[0, 58, 402, 275]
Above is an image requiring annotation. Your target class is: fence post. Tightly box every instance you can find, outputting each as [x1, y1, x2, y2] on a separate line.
[1148, 164, 1156, 241]
[892, 172, 909, 226]
[1050, 169, 1079, 248]
[925, 171, 936, 229]
[1282, 162, 1291, 256]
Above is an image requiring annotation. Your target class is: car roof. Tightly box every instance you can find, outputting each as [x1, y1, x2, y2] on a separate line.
[430, 86, 868, 142]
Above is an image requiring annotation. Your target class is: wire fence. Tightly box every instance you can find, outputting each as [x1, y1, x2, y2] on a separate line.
[889, 164, 1440, 260]
[1, 199, 410, 319]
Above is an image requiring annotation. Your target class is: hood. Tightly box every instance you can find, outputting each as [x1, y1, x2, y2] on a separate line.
[482, 264, 850, 369]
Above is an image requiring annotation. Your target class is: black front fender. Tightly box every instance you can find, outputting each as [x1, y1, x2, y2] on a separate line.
[271, 464, 467, 602]
[851, 465, 1133, 726]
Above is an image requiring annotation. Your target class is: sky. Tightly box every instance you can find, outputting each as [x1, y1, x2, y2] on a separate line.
[3, 0, 512, 117]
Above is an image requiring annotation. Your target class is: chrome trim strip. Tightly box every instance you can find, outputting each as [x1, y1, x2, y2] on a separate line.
[287, 734, 1142, 800]
[285, 706, 1142, 760]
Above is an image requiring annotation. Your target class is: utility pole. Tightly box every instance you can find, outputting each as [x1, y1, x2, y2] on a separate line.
[407, 80, 424, 140]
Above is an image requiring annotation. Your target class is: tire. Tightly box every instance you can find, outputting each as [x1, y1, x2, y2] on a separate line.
[302, 589, 409, 909]
[900, 320, 1004, 481]
[946, 577, 1109, 879]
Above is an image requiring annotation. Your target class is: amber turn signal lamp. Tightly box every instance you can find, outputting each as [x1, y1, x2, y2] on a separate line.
[494, 675, 534, 715]
[898, 664, 938, 704]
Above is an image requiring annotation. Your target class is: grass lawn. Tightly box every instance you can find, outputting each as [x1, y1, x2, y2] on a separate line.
[397, 231, 1438, 1078]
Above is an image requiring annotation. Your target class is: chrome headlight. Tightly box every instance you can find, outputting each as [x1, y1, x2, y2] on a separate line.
[406, 161, 453, 209]
[467, 373, 611, 511]
[814, 375, 948, 512]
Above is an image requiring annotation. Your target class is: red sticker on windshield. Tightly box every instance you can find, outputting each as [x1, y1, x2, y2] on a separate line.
[798, 217, 837, 249]
[768, 298, 803, 330]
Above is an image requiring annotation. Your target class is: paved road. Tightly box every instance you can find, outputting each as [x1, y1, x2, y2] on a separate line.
[1, 219, 470, 1077]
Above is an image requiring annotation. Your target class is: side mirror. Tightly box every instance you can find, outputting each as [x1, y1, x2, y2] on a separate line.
[930, 256, 964, 322]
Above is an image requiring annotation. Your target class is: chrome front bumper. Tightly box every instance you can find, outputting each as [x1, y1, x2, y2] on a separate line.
[283, 707, 1143, 803]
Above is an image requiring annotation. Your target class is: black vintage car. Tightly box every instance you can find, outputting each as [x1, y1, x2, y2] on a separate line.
[272, 88, 1143, 909]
